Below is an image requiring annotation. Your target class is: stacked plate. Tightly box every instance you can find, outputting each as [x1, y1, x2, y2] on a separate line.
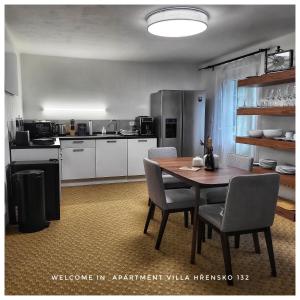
[259, 158, 277, 169]
[275, 165, 295, 175]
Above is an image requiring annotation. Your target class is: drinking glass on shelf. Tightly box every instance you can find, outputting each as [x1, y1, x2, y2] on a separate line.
[266, 89, 274, 107]
[275, 87, 283, 106]
[282, 84, 290, 106]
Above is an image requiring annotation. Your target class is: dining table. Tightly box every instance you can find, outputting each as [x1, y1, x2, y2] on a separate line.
[152, 157, 252, 264]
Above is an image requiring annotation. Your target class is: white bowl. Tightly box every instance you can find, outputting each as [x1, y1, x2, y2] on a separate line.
[248, 130, 263, 138]
[263, 129, 283, 138]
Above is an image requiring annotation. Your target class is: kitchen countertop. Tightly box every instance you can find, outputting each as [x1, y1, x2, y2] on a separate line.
[10, 138, 61, 149]
[10, 135, 157, 149]
[57, 134, 157, 140]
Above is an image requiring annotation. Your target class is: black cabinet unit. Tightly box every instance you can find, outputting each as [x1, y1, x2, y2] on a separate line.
[9, 160, 60, 223]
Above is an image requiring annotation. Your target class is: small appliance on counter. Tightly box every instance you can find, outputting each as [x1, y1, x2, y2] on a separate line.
[24, 121, 54, 139]
[55, 124, 67, 136]
[15, 131, 30, 146]
[135, 116, 154, 135]
[88, 120, 93, 136]
[77, 123, 87, 136]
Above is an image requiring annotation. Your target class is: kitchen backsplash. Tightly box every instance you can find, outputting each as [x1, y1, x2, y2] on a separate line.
[24, 119, 135, 133]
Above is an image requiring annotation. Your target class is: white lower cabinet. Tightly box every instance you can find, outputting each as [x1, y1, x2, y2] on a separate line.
[128, 138, 157, 176]
[61, 147, 95, 180]
[96, 139, 127, 177]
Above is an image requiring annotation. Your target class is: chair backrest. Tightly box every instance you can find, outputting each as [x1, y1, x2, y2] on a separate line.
[221, 173, 280, 232]
[148, 147, 177, 159]
[143, 158, 167, 210]
[226, 153, 254, 171]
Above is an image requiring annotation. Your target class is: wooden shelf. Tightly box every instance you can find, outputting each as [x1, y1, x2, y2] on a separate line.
[238, 68, 295, 87]
[237, 106, 295, 116]
[252, 166, 295, 188]
[276, 198, 295, 222]
[236, 136, 295, 151]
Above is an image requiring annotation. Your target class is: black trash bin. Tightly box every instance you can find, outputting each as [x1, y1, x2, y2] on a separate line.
[12, 170, 49, 233]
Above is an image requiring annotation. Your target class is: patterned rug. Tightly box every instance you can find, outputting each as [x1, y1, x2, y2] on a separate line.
[5, 182, 295, 295]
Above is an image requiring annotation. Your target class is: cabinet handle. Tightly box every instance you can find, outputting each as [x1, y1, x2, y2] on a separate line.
[106, 140, 117, 143]
[138, 140, 148, 142]
[73, 149, 84, 152]
[73, 140, 84, 144]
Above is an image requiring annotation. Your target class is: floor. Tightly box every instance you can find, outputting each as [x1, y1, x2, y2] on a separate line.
[5, 182, 295, 295]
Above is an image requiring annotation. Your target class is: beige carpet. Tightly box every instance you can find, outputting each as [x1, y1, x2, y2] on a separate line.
[5, 182, 295, 295]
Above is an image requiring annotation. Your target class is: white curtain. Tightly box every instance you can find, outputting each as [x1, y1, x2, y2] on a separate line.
[211, 54, 263, 164]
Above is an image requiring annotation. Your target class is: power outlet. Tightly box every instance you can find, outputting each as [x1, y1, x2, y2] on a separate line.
[129, 121, 135, 126]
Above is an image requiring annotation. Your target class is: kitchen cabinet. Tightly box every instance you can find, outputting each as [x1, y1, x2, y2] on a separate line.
[11, 148, 60, 161]
[96, 139, 127, 177]
[61, 140, 95, 180]
[128, 138, 157, 176]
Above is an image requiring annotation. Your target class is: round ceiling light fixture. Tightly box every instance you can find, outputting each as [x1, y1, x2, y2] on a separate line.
[146, 7, 208, 38]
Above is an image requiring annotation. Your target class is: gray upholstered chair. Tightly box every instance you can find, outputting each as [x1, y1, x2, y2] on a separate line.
[143, 158, 195, 250]
[201, 153, 254, 241]
[148, 147, 192, 227]
[196, 173, 280, 286]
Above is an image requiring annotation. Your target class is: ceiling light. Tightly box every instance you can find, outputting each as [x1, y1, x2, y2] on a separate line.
[146, 7, 208, 38]
[43, 107, 106, 113]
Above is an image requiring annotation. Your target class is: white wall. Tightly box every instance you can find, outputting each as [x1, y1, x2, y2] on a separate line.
[21, 54, 201, 120]
[5, 29, 23, 166]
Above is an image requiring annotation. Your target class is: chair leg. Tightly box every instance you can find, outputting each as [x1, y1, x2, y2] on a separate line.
[148, 198, 151, 206]
[150, 203, 156, 219]
[207, 225, 213, 239]
[264, 227, 277, 277]
[197, 219, 204, 254]
[144, 202, 155, 234]
[252, 232, 261, 254]
[234, 234, 240, 248]
[155, 211, 169, 250]
[220, 232, 234, 286]
[184, 211, 189, 228]
[190, 208, 194, 225]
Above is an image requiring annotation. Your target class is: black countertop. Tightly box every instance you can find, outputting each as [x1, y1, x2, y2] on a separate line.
[10, 135, 157, 149]
[57, 134, 157, 140]
[10, 138, 61, 149]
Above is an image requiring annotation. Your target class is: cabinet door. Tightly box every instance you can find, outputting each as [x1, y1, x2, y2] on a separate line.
[128, 138, 157, 176]
[61, 148, 95, 180]
[96, 139, 127, 177]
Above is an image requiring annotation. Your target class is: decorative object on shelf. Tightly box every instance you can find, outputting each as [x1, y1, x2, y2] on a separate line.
[265, 46, 294, 73]
[259, 158, 277, 170]
[248, 129, 263, 138]
[263, 129, 283, 138]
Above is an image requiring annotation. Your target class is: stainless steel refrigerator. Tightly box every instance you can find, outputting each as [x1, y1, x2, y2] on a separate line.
[150, 90, 206, 157]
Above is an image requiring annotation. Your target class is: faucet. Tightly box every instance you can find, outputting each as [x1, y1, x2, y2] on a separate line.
[105, 120, 118, 134]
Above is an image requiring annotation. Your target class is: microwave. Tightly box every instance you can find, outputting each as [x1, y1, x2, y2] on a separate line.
[24, 121, 55, 139]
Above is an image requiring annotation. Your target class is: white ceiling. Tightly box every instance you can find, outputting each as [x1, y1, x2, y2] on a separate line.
[5, 5, 295, 63]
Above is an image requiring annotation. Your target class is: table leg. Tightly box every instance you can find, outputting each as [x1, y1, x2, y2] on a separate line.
[191, 185, 200, 264]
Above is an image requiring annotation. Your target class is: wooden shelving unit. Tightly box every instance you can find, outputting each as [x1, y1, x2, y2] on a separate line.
[252, 166, 295, 188]
[237, 69, 295, 222]
[237, 106, 295, 116]
[236, 136, 295, 151]
[238, 68, 295, 87]
[276, 198, 295, 222]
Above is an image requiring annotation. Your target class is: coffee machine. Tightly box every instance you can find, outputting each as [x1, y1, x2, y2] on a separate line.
[135, 116, 154, 136]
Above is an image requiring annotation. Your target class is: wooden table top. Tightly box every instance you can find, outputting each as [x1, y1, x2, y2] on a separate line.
[153, 157, 251, 187]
